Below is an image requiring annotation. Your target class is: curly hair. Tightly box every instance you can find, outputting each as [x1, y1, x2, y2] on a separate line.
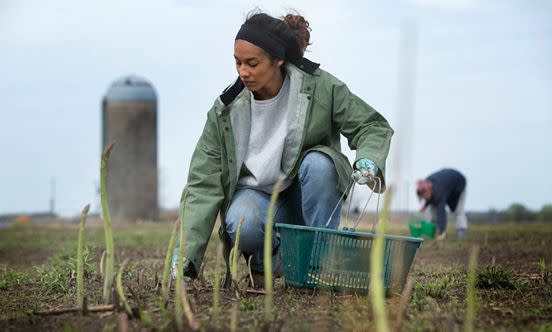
[282, 13, 311, 56]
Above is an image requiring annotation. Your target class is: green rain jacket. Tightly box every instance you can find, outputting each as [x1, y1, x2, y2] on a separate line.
[177, 59, 393, 278]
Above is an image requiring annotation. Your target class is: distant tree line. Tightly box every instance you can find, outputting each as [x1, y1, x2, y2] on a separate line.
[467, 203, 552, 223]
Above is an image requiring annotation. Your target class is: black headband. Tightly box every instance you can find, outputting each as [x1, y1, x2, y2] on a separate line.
[235, 23, 286, 60]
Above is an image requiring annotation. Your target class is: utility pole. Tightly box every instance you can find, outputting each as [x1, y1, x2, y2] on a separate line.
[49, 176, 56, 215]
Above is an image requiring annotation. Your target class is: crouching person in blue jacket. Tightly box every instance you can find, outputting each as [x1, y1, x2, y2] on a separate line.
[416, 168, 468, 240]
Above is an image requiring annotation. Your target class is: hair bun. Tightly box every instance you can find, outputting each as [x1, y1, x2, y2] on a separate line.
[283, 14, 311, 55]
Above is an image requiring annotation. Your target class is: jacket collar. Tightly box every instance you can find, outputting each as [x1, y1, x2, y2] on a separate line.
[221, 62, 317, 180]
[294, 57, 320, 76]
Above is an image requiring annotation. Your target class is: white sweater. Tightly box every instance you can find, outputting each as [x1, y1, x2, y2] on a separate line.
[237, 75, 292, 193]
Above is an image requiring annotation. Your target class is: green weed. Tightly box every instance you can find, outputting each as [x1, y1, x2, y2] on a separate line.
[537, 258, 552, 296]
[409, 294, 428, 311]
[538, 322, 552, 332]
[539, 258, 547, 279]
[415, 274, 456, 299]
[240, 297, 262, 311]
[139, 310, 153, 327]
[477, 265, 523, 290]
[35, 264, 71, 294]
[0, 268, 30, 290]
[35, 246, 96, 295]
[63, 322, 73, 332]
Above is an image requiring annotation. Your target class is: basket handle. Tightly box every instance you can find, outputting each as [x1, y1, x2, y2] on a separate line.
[325, 176, 382, 232]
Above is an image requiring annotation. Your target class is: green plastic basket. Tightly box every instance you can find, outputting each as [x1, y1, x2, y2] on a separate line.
[420, 220, 436, 238]
[275, 223, 423, 294]
[408, 223, 422, 237]
[408, 219, 436, 238]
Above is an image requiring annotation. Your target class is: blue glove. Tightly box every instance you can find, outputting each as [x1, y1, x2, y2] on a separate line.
[171, 253, 197, 280]
[352, 158, 379, 185]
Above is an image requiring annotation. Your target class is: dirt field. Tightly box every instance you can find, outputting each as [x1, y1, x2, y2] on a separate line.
[1, 219, 551, 331]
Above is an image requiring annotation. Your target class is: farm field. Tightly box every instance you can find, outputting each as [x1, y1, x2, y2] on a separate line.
[1, 219, 551, 331]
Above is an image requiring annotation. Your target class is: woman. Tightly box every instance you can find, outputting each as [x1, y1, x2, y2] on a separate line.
[172, 12, 393, 285]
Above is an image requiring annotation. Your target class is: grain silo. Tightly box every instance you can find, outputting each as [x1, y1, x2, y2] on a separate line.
[102, 75, 158, 221]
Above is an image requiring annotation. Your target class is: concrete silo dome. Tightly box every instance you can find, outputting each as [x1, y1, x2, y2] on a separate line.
[104, 75, 157, 102]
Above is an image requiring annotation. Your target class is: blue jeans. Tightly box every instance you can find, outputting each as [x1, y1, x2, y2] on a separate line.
[225, 152, 342, 273]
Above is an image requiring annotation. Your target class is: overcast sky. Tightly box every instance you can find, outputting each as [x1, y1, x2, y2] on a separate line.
[1, 0, 551, 217]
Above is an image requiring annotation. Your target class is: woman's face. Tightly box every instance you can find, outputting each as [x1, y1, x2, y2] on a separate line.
[234, 39, 284, 99]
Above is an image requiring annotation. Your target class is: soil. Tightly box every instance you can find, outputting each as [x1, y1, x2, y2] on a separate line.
[1, 221, 551, 331]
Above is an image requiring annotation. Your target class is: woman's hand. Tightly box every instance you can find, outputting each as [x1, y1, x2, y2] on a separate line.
[352, 158, 379, 185]
[171, 254, 197, 281]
